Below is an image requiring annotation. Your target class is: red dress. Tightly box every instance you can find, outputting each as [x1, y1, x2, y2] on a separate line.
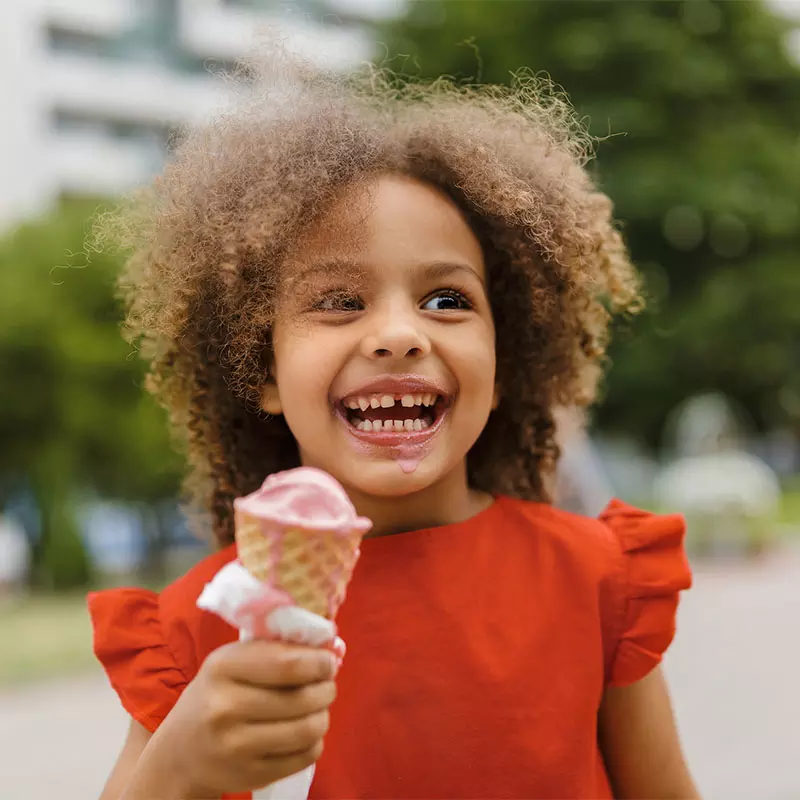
[89, 497, 691, 799]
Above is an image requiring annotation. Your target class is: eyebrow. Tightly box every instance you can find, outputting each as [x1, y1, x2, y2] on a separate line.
[285, 260, 366, 286]
[286, 258, 485, 286]
[422, 260, 486, 285]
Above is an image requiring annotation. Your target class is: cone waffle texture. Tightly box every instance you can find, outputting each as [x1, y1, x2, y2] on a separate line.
[235, 508, 362, 619]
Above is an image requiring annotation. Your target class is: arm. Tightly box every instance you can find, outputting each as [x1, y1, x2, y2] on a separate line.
[96, 641, 335, 799]
[99, 718, 189, 800]
[98, 718, 150, 799]
[598, 666, 700, 800]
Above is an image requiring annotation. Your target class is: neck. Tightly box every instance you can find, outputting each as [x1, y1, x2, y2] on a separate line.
[342, 461, 493, 538]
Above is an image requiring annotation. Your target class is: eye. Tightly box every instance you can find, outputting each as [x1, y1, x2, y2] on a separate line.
[312, 291, 364, 313]
[422, 290, 473, 311]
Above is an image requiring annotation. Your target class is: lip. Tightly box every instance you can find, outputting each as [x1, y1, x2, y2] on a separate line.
[332, 373, 455, 448]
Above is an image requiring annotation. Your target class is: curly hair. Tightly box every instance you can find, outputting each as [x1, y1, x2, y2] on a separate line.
[98, 52, 641, 547]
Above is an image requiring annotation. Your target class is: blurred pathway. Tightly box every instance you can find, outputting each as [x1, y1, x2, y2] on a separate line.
[1, 545, 799, 800]
[0, 668, 127, 798]
[665, 543, 800, 800]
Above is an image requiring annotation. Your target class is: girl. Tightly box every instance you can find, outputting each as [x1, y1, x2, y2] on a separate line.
[89, 55, 698, 799]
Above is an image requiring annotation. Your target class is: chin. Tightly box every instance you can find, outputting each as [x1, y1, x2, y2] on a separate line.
[338, 459, 445, 499]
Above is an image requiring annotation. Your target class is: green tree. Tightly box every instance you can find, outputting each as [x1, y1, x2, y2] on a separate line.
[0, 202, 183, 588]
[379, 0, 800, 444]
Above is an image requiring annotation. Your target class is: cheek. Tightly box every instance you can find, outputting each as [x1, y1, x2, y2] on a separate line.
[453, 327, 496, 384]
[272, 332, 338, 413]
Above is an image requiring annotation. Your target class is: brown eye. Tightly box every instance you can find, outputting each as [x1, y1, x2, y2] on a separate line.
[422, 290, 472, 311]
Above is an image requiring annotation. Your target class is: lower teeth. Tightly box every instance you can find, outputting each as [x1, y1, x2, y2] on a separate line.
[356, 418, 430, 432]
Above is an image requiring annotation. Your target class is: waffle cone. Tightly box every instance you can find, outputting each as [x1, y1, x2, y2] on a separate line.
[235, 508, 362, 619]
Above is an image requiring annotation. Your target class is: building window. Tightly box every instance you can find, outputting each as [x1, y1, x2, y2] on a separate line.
[47, 26, 118, 59]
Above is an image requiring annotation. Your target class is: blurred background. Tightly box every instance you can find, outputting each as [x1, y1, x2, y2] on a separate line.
[0, 0, 798, 797]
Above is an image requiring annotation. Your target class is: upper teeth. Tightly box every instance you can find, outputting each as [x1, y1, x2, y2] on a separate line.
[345, 393, 437, 410]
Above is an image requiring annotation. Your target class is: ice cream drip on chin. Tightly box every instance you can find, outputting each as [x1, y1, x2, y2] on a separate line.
[397, 457, 423, 474]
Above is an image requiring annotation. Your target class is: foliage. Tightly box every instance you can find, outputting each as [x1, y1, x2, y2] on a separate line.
[0, 201, 183, 587]
[36, 504, 93, 590]
[378, 0, 800, 444]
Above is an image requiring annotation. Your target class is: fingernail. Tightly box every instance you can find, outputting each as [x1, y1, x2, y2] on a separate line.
[331, 637, 346, 676]
[332, 636, 347, 661]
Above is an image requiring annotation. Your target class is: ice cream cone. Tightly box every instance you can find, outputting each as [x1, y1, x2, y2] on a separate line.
[234, 468, 371, 619]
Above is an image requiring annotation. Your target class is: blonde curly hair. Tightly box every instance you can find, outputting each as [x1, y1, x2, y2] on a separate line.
[98, 53, 641, 546]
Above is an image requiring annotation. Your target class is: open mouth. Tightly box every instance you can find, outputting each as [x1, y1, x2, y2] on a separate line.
[339, 392, 450, 433]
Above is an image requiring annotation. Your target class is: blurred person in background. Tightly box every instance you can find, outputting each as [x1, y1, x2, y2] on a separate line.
[86, 50, 697, 800]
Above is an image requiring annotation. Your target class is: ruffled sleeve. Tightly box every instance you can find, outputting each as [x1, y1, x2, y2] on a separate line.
[600, 500, 693, 687]
[88, 588, 189, 733]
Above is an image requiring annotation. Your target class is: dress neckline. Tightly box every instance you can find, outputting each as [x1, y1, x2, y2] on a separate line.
[358, 494, 518, 550]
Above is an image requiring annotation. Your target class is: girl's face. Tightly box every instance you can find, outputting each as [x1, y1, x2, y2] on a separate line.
[263, 174, 496, 500]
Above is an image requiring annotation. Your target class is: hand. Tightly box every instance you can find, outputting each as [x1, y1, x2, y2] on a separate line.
[148, 639, 337, 797]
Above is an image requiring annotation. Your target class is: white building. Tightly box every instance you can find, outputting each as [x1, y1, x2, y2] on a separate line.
[0, 0, 381, 232]
[1, 0, 796, 233]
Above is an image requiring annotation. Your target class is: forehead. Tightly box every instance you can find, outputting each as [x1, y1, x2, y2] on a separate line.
[284, 174, 485, 280]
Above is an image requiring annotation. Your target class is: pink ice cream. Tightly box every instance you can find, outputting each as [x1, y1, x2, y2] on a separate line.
[234, 467, 372, 535]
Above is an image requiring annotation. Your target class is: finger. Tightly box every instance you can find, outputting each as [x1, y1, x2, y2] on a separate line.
[250, 740, 325, 788]
[239, 710, 330, 757]
[218, 640, 336, 688]
[227, 680, 337, 723]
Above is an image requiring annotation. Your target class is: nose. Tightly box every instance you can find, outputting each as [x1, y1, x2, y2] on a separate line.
[360, 301, 431, 361]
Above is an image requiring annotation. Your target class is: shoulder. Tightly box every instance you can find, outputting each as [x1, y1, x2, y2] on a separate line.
[88, 543, 239, 647]
[159, 543, 239, 616]
[497, 495, 621, 574]
[497, 496, 692, 685]
[88, 544, 239, 732]
[158, 544, 240, 675]
[497, 495, 690, 577]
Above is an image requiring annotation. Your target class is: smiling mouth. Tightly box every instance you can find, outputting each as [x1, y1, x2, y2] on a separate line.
[338, 392, 450, 434]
